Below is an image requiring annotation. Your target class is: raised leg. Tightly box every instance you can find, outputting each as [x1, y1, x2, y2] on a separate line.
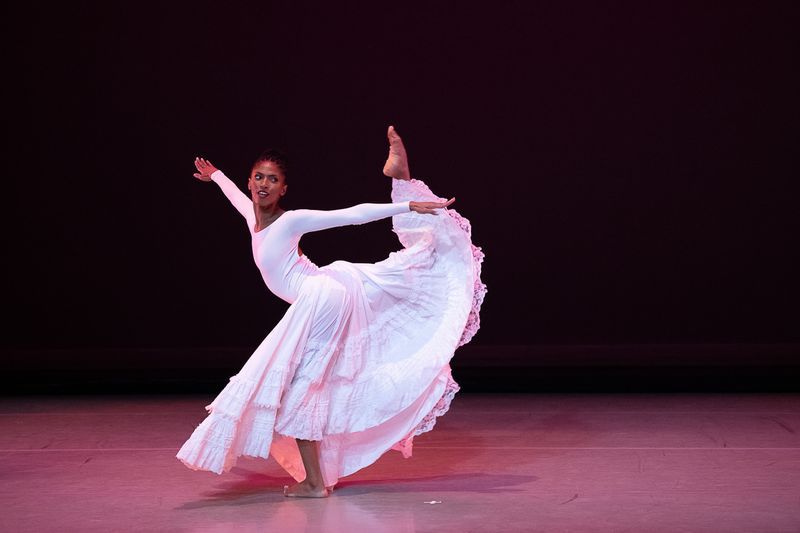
[283, 439, 329, 498]
[382, 125, 411, 181]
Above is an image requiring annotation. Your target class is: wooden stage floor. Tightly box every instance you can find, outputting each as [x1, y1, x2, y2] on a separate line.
[2, 393, 799, 532]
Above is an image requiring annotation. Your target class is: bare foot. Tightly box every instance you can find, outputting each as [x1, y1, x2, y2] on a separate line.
[283, 481, 329, 498]
[382, 125, 411, 180]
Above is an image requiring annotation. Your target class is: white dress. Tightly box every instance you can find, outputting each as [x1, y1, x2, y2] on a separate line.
[177, 170, 486, 487]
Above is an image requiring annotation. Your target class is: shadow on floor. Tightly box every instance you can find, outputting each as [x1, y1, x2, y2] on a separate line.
[176, 471, 538, 510]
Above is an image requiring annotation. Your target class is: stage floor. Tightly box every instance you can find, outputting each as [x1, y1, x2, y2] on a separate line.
[2, 393, 799, 532]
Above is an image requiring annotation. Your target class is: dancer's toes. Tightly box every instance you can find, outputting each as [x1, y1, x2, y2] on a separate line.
[383, 125, 411, 180]
[283, 481, 329, 498]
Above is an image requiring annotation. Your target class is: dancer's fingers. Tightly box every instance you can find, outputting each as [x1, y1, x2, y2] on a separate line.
[411, 199, 454, 215]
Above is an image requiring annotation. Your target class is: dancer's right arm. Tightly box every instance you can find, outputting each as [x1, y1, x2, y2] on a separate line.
[193, 157, 252, 220]
[209, 171, 252, 220]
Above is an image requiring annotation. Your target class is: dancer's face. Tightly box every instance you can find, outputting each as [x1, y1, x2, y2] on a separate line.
[248, 160, 287, 208]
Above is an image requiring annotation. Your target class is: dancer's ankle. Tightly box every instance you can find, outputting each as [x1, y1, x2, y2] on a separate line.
[303, 476, 325, 490]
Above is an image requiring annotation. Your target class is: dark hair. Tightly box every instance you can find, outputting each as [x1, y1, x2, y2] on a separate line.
[252, 148, 290, 182]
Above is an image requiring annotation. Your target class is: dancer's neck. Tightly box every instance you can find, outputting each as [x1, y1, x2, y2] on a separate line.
[253, 204, 285, 231]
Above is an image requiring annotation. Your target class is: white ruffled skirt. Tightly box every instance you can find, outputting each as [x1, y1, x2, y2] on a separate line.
[176, 178, 486, 487]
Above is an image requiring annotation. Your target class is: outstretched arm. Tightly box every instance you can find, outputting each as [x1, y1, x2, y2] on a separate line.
[288, 198, 455, 235]
[193, 157, 252, 221]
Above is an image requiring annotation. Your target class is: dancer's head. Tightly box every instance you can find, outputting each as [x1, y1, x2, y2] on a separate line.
[249, 149, 289, 207]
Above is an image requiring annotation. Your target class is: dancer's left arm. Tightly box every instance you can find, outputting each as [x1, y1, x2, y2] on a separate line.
[288, 198, 454, 235]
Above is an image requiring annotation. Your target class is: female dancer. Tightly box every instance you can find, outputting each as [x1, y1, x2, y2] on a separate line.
[177, 126, 486, 497]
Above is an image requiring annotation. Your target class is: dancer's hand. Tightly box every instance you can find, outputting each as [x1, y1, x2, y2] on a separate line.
[193, 157, 218, 182]
[409, 198, 455, 215]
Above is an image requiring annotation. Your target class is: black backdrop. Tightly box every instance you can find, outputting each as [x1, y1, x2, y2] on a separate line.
[4, 3, 798, 391]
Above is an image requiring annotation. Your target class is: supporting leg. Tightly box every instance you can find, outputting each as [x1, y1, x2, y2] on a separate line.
[283, 439, 329, 498]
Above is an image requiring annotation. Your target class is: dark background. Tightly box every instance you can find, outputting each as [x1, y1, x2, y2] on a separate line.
[4, 2, 798, 392]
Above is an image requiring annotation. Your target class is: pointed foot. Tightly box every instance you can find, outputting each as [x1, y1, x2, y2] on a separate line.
[383, 125, 411, 180]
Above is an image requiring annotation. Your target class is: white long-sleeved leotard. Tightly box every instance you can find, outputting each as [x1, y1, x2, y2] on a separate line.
[210, 170, 411, 304]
